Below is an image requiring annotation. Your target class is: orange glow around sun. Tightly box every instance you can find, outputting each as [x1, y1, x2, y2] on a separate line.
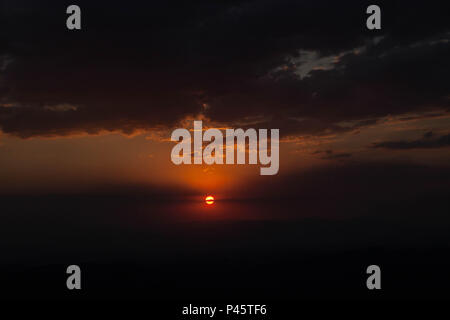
[205, 195, 214, 205]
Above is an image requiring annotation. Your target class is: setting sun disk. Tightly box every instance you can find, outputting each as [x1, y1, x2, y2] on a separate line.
[205, 196, 214, 205]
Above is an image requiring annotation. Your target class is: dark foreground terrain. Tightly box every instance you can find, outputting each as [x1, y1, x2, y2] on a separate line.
[2, 194, 450, 304]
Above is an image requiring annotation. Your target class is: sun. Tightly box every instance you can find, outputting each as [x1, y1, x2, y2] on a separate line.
[205, 195, 214, 205]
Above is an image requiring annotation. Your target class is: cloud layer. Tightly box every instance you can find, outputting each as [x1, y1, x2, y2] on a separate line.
[373, 133, 450, 149]
[0, 0, 449, 138]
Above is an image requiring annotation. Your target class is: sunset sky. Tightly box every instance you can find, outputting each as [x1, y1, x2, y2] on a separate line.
[0, 0, 449, 198]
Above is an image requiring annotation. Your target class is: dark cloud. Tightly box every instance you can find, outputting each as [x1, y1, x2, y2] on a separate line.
[423, 131, 434, 139]
[372, 133, 450, 149]
[397, 112, 446, 122]
[311, 149, 352, 160]
[0, 0, 449, 137]
[321, 152, 352, 160]
[375, 133, 450, 149]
